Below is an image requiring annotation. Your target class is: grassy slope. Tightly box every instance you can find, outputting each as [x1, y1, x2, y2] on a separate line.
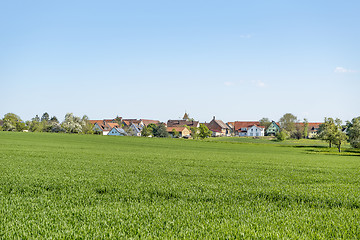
[0, 132, 359, 239]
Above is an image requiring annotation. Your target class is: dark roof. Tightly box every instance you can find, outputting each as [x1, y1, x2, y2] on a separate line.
[167, 120, 199, 128]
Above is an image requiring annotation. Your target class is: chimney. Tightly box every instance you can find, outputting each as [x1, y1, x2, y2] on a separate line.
[213, 116, 215, 120]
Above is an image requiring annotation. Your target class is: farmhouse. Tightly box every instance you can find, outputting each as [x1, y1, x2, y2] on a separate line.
[206, 116, 231, 136]
[233, 121, 260, 136]
[307, 122, 321, 138]
[167, 126, 191, 138]
[266, 121, 280, 136]
[247, 125, 265, 137]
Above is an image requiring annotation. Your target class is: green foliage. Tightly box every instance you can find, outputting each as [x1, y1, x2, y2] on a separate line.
[190, 127, 199, 139]
[0, 132, 359, 238]
[276, 130, 288, 141]
[279, 113, 297, 133]
[171, 129, 179, 138]
[332, 119, 348, 153]
[41, 112, 50, 122]
[141, 126, 152, 137]
[259, 117, 271, 129]
[318, 117, 337, 148]
[152, 123, 169, 137]
[199, 124, 211, 139]
[2, 113, 26, 132]
[347, 117, 360, 148]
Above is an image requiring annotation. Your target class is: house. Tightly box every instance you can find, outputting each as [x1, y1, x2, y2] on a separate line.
[91, 120, 121, 135]
[167, 126, 191, 138]
[107, 127, 127, 136]
[266, 121, 280, 136]
[233, 121, 260, 136]
[122, 119, 144, 127]
[93, 122, 110, 135]
[129, 123, 143, 136]
[247, 125, 265, 137]
[206, 116, 231, 136]
[307, 123, 321, 138]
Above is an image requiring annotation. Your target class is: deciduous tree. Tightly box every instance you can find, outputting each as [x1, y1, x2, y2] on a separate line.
[347, 117, 360, 148]
[199, 124, 211, 139]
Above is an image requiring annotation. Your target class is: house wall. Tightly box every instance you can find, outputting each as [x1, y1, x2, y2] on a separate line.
[247, 126, 264, 137]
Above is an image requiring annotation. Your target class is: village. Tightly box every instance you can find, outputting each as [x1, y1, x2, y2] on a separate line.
[90, 112, 322, 138]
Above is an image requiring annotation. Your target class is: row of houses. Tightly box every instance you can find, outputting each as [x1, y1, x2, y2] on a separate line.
[90, 113, 321, 138]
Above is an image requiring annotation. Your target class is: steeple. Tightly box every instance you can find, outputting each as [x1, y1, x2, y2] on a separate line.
[183, 112, 189, 120]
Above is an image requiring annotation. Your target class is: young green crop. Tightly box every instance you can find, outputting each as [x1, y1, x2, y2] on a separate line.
[0, 132, 359, 238]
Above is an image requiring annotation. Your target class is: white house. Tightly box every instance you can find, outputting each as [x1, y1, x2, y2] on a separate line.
[107, 127, 127, 136]
[247, 125, 265, 137]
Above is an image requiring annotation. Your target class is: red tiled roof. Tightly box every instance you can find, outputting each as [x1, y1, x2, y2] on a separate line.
[90, 120, 103, 125]
[233, 121, 260, 131]
[141, 119, 160, 126]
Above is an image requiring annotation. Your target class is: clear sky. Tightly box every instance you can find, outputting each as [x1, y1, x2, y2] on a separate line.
[1, 1, 359, 123]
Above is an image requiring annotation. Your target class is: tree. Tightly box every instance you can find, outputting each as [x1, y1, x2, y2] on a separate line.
[347, 117, 360, 148]
[318, 117, 337, 148]
[333, 119, 348, 153]
[50, 116, 59, 123]
[199, 124, 211, 139]
[141, 126, 152, 137]
[81, 115, 95, 134]
[153, 123, 169, 137]
[279, 113, 297, 133]
[303, 118, 309, 139]
[41, 112, 50, 122]
[259, 118, 271, 129]
[190, 127, 199, 139]
[292, 119, 308, 140]
[2, 113, 26, 132]
[61, 113, 82, 133]
[171, 129, 179, 138]
[276, 130, 288, 141]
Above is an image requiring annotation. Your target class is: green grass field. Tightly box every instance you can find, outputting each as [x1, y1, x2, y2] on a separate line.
[0, 132, 359, 239]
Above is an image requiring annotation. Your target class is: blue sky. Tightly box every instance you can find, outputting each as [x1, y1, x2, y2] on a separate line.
[1, 1, 359, 123]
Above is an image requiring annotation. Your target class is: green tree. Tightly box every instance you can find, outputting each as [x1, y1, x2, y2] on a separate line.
[199, 124, 211, 139]
[171, 129, 179, 138]
[347, 117, 360, 148]
[318, 117, 337, 148]
[190, 127, 199, 139]
[276, 130, 288, 141]
[279, 113, 297, 134]
[41, 112, 50, 122]
[303, 118, 309, 139]
[81, 115, 95, 134]
[259, 118, 271, 129]
[153, 123, 169, 137]
[333, 119, 348, 152]
[2, 113, 26, 132]
[141, 126, 152, 137]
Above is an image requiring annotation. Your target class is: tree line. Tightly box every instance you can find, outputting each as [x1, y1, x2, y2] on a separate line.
[0, 112, 95, 134]
[260, 113, 360, 152]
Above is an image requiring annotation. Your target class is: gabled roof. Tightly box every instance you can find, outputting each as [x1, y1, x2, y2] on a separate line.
[212, 119, 229, 129]
[106, 123, 120, 129]
[122, 119, 142, 126]
[90, 120, 104, 125]
[140, 119, 160, 126]
[233, 121, 260, 131]
[167, 120, 199, 128]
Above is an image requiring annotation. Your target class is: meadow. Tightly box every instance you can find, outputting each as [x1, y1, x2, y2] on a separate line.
[0, 132, 359, 239]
